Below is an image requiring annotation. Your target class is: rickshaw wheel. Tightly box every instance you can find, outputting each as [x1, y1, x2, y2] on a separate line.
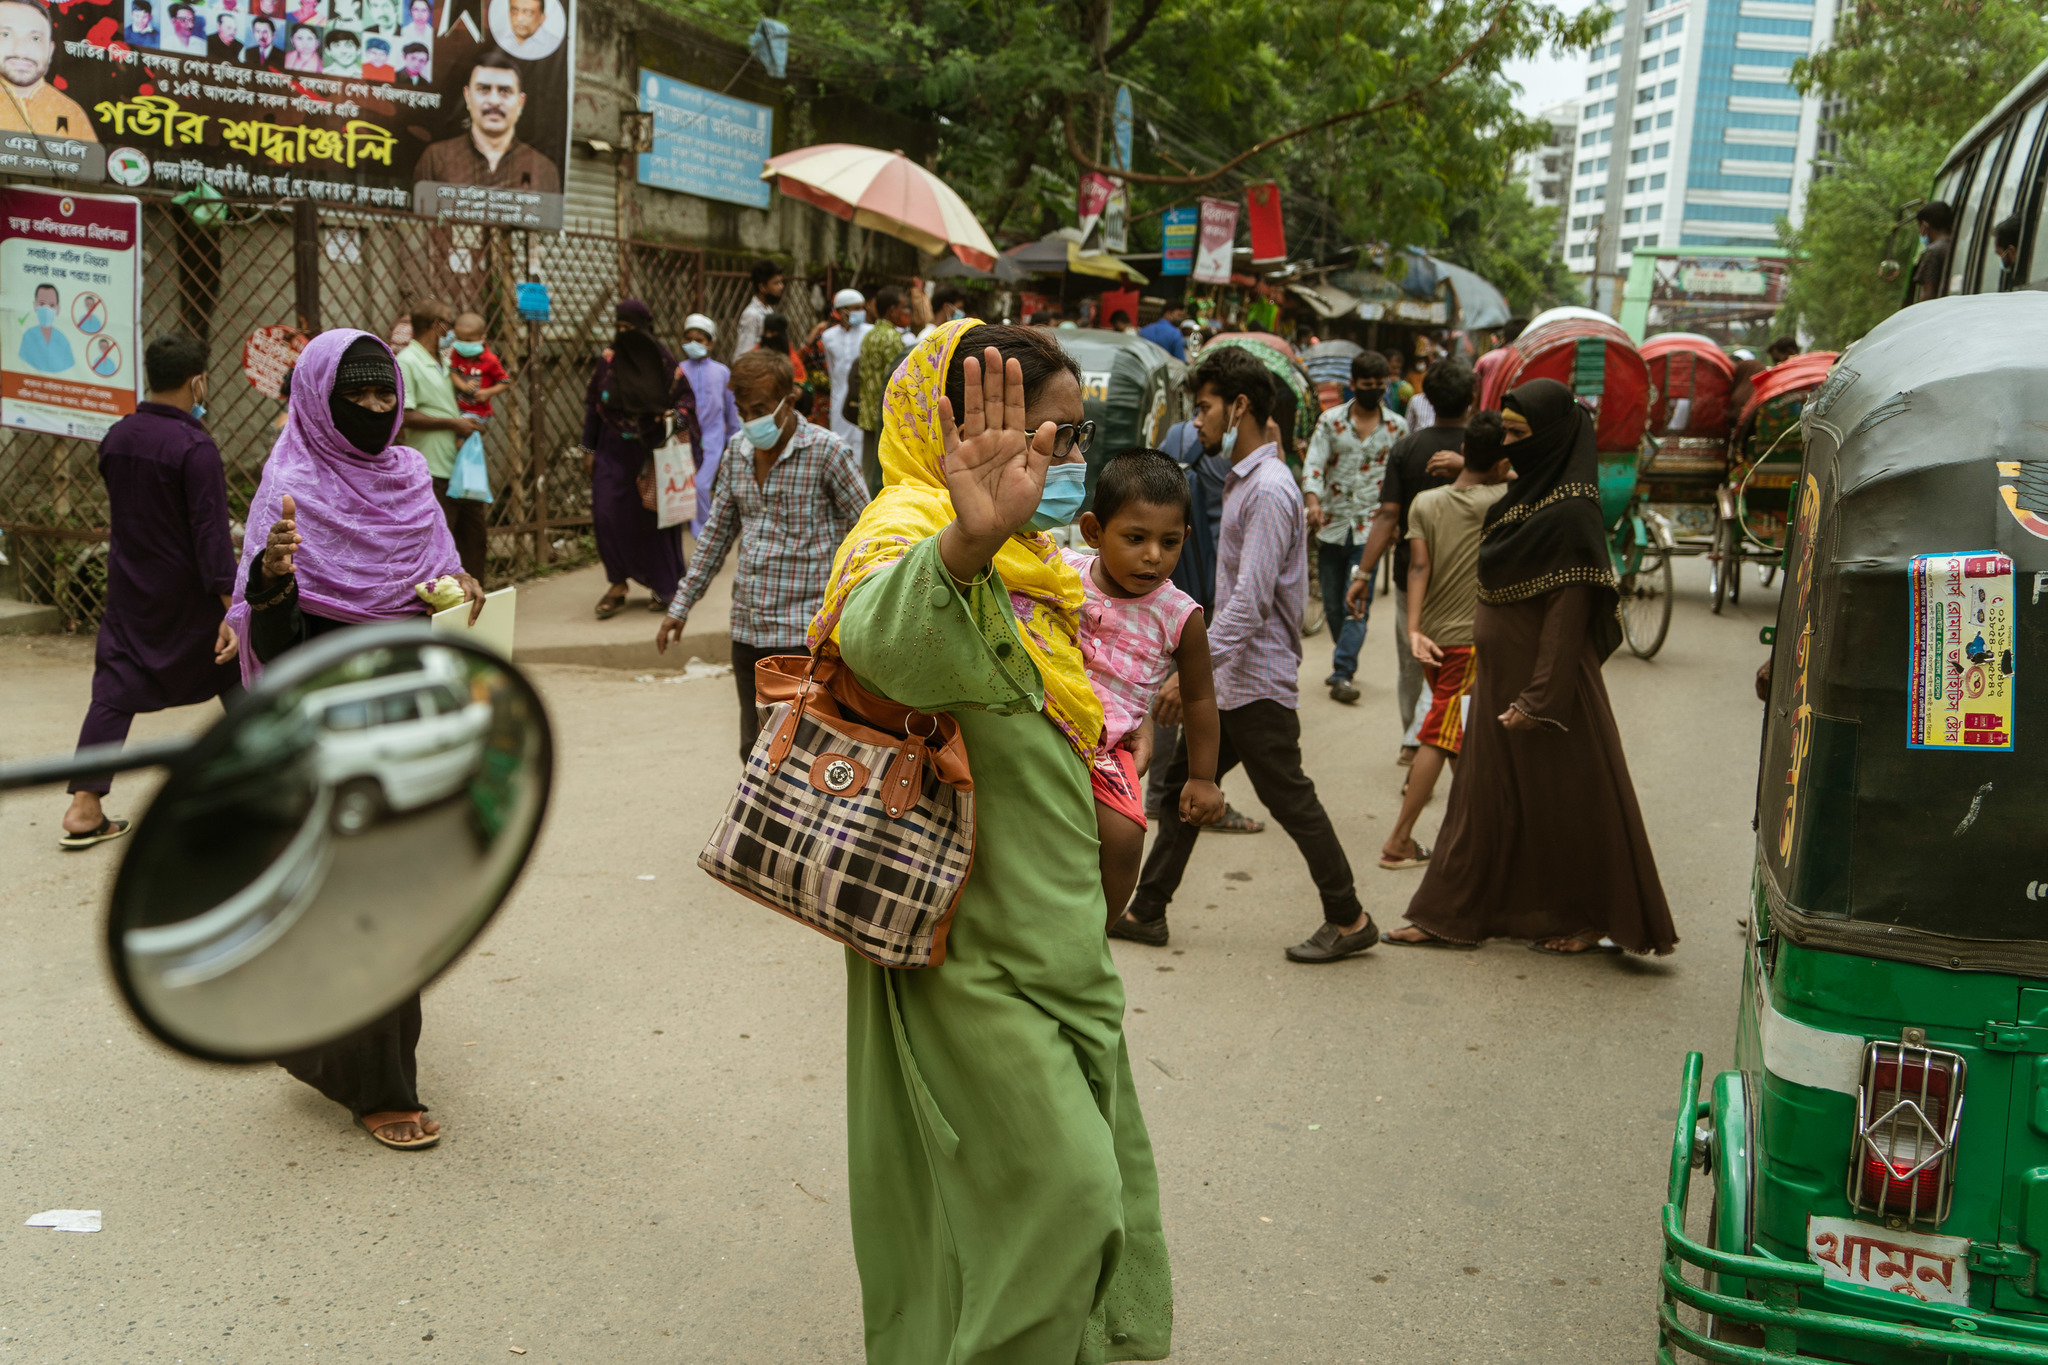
[1621, 551, 1673, 659]
[1712, 515, 1740, 615]
[1758, 560, 1778, 589]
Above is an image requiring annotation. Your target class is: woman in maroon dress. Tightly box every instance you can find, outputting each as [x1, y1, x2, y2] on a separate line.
[1386, 378, 1677, 956]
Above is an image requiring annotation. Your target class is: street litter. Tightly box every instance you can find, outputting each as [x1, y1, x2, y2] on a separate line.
[24, 1209, 100, 1232]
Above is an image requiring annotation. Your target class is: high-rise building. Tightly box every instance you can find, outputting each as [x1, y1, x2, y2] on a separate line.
[1560, 0, 1836, 292]
[1514, 100, 1580, 258]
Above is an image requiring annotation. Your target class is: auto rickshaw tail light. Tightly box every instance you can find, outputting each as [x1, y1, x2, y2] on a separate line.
[1847, 1041, 1966, 1226]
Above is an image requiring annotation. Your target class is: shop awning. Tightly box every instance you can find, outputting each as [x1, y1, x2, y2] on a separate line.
[1287, 280, 1361, 319]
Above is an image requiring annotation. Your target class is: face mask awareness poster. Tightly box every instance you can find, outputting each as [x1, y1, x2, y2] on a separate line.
[0, 186, 142, 440]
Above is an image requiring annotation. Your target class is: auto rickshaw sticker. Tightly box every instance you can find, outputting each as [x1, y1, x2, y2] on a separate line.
[1776, 474, 1822, 861]
[1908, 551, 2014, 752]
[1996, 461, 2048, 538]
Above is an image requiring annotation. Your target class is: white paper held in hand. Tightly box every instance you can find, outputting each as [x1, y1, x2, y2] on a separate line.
[25, 1209, 101, 1233]
[432, 584, 517, 660]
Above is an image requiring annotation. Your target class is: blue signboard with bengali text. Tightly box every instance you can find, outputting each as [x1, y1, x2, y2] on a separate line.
[1161, 205, 1197, 277]
[636, 71, 774, 210]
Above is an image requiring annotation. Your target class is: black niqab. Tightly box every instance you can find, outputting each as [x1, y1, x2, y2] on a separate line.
[1476, 378, 1621, 659]
[604, 327, 674, 419]
[328, 335, 400, 455]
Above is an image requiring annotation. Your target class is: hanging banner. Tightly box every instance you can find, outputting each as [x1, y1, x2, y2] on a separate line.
[1101, 179, 1127, 253]
[0, 187, 142, 441]
[1908, 551, 2014, 752]
[1111, 85, 1132, 173]
[1246, 181, 1287, 263]
[636, 70, 773, 210]
[1193, 195, 1237, 284]
[29, 0, 575, 226]
[1077, 171, 1113, 250]
[1160, 204, 1197, 277]
[242, 323, 309, 400]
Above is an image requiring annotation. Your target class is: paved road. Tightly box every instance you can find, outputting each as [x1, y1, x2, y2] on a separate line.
[0, 560, 1779, 1363]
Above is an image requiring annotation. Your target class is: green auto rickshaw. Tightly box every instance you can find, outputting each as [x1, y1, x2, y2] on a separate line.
[1662, 293, 2048, 1361]
[1053, 328, 1181, 509]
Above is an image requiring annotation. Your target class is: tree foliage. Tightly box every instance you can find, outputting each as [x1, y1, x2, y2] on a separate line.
[665, 0, 1607, 276]
[1439, 169, 1584, 313]
[1776, 124, 1951, 347]
[1780, 0, 2048, 344]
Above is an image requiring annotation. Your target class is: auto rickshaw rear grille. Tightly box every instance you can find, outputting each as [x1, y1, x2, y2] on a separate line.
[1847, 1041, 1966, 1227]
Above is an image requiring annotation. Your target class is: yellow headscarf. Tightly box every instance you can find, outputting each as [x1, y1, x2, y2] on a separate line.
[808, 318, 1105, 755]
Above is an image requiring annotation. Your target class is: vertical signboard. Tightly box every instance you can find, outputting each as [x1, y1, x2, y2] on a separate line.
[0, 187, 141, 441]
[1160, 205, 1196, 276]
[636, 71, 774, 209]
[1193, 195, 1237, 284]
[1246, 181, 1286, 263]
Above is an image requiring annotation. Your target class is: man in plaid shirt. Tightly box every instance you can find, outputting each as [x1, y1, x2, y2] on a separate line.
[657, 349, 870, 758]
[1114, 347, 1375, 964]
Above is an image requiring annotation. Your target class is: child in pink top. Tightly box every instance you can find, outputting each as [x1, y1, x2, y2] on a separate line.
[1065, 449, 1225, 919]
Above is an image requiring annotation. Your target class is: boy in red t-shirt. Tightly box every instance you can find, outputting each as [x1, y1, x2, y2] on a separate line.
[448, 311, 510, 420]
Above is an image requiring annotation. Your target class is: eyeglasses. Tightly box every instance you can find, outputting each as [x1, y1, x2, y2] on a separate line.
[1051, 420, 1096, 459]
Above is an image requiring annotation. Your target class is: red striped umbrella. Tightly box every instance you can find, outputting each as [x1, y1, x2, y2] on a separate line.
[761, 143, 998, 272]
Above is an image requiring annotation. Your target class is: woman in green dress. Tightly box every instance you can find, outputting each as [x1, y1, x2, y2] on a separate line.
[806, 319, 1172, 1362]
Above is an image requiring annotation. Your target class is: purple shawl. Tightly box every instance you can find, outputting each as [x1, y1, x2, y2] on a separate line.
[227, 328, 461, 681]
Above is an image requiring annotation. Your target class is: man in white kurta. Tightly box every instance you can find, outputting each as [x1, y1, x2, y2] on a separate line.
[820, 287, 870, 452]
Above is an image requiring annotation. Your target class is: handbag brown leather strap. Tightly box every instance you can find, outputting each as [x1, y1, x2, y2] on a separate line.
[759, 655, 972, 804]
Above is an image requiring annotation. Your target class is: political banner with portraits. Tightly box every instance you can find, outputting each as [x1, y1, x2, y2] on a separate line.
[0, 0, 572, 227]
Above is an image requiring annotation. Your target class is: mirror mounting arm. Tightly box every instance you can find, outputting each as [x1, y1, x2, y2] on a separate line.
[0, 736, 198, 793]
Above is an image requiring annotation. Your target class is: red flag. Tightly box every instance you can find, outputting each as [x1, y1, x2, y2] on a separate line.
[1246, 182, 1287, 263]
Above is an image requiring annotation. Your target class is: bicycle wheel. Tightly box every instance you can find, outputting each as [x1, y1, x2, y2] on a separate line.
[1622, 550, 1674, 659]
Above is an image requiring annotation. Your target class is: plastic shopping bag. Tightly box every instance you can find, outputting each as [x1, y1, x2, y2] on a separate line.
[654, 436, 695, 529]
[447, 431, 492, 504]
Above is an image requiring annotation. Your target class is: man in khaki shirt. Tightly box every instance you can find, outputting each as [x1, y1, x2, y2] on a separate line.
[1378, 410, 1509, 874]
[0, 0, 95, 142]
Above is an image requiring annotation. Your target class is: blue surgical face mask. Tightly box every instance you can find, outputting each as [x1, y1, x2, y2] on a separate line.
[1218, 427, 1238, 460]
[1919, 234, 1930, 249]
[453, 339, 484, 357]
[192, 403, 207, 419]
[742, 399, 787, 450]
[847, 310, 866, 327]
[683, 341, 707, 361]
[34, 304, 54, 327]
[1028, 461, 1089, 531]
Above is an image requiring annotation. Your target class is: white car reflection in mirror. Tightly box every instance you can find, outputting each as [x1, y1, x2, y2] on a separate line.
[307, 647, 492, 835]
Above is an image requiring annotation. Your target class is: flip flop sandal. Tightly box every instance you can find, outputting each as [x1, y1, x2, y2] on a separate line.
[1528, 933, 1620, 956]
[1383, 925, 1477, 949]
[594, 591, 627, 620]
[1378, 842, 1431, 870]
[1210, 807, 1264, 834]
[646, 595, 669, 613]
[360, 1111, 440, 1150]
[59, 817, 130, 851]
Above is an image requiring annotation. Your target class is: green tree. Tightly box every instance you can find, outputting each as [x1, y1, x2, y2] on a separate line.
[1439, 170, 1583, 314]
[1781, 0, 2048, 343]
[670, 0, 1609, 258]
[1777, 125, 1950, 347]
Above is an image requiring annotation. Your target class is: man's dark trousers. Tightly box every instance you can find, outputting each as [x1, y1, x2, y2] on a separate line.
[1126, 699, 1362, 926]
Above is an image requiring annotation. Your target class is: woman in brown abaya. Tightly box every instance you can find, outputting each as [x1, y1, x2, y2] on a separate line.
[1384, 378, 1677, 955]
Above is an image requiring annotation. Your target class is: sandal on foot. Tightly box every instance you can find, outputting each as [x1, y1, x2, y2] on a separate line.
[1529, 933, 1619, 956]
[594, 589, 628, 620]
[360, 1111, 440, 1150]
[59, 817, 130, 851]
[1210, 806, 1264, 834]
[646, 594, 670, 613]
[1383, 924, 1476, 949]
[1378, 841, 1430, 870]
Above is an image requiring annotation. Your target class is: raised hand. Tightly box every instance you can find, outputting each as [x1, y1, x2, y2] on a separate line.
[261, 493, 301, 579]
[938, 347, 1057, 562]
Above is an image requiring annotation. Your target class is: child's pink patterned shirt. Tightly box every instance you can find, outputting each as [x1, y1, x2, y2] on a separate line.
[1062, 548, 1201, 750]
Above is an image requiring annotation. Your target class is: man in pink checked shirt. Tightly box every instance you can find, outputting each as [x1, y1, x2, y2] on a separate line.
[1110, 346, 1377, 964]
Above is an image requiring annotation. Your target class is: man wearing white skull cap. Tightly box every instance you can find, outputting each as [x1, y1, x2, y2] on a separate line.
[679, 311, 741, 535]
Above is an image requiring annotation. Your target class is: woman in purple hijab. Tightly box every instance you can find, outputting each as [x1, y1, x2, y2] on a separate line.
[227, 327, 483, 1150]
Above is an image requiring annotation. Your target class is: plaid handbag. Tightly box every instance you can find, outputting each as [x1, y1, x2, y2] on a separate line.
[699, 654, 976, 968]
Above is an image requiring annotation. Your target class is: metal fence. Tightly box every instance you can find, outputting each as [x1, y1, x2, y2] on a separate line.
[0, 193, 857, 630]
